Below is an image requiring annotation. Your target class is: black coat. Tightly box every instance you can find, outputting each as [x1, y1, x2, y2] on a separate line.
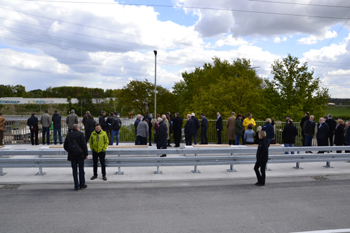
[27, 116, 39, 130]
[201, 117, 208, 130]
[216, 116, 223, 131]
[325, 118, 336, 135]
[143, 115, 152, 131]
[256, 137, 268, 163]
[303, 120, 315, 135]
[316, 122, 329, 140]
[334, 124, 345, 145]
[158, 121, 168, 139]
[85, 118, 96, 138]
[282, 123, 298, 144]
[300, 116, 309, 133]
[134, 118, 140, 135]
[185, 118, 196, 135]
[172, 116, 183, 138]
[191, 116, 200, 133]
[52, 113, 61, 128]
[64, 129, 88, 161]
[99, 115, 107, 131]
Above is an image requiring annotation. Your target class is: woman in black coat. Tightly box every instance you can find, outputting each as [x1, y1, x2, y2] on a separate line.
[334, 119, 345, 153]
[254, 131, 269, 186]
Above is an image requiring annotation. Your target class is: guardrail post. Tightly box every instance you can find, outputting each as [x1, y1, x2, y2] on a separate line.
[293, 150, 303, 169]
[35, 154, 46, 176]
[153, 153, 163, 174]
[191, 153, 200, 173]
[227, 153, 237, 172]
[324, 161, 333, 168]
[115, 153, 124, 175]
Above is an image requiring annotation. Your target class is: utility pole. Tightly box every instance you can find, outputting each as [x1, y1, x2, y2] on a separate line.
[154, 50, 157, 119]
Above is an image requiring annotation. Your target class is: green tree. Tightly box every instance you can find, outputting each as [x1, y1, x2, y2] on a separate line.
[263, 54, 329, 120]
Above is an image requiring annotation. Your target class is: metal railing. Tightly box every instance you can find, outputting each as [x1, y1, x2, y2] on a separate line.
[1, 146, 349, 176]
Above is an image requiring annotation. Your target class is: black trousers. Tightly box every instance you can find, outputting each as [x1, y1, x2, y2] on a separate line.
[254, 161, 267, 185]
[0, 130, 3, 145]
[201, 128, 208, 144]
[301, 131, 305, 146]
[92, 151, 106, 177]
[217, 130, 222, 144]
[317, 138, 328, 153]
[328, 133, 334, 146]
[30, 130, 39, 145]
[185, 133, 193, 145]
[174, 135, 181, 147]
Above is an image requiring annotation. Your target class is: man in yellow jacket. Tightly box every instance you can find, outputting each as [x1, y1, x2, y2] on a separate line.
[89, 123, 109, 181]
[243, 113, 256, 131]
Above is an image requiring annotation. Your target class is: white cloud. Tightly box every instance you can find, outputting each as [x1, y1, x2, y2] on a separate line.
[273, 37, 287, 43]
[214, 35, 248, 47]
[298, 31, 338, 45]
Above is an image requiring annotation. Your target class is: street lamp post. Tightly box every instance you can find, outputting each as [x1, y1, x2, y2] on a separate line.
[154, 50, 157, 119]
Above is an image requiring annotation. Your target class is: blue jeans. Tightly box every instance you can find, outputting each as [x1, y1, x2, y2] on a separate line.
[235, 135, 241, 145]
[110, 130, 120, 145]
[284, 144, 295, 154]
[42, 127, 50, 144]
[71, 158, 85, 189]
[53, 127, 62, 144]
[305, 135, 313, 147]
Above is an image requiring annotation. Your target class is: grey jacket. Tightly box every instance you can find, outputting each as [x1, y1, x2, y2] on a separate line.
[40, 113, 52, 128]
[66, 113, 78, 130]
[136, 121, 149, 138]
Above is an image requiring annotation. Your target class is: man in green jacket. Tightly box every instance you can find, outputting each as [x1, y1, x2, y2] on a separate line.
[89, 123, 109, 181]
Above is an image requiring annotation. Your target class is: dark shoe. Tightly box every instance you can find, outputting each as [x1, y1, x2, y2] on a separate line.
[256, 183, 265, 186]
[149, 144, 152, 146]
[90, 176, 97, 180]
[80, 185, 87, 190]
[160, 154, 166, 157]
[168, 145, 172, 147]
[74, 188, 79, 191]
[255, 182, 260, 186]
[103, 176, 107, 181]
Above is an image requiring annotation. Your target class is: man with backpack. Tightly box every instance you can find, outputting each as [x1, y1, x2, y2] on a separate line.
[110, 112, 122, 145]
[64, 124, 88, 191]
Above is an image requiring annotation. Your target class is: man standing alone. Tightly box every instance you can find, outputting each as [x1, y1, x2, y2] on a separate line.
[64, 124, 88, 191]
[41, 110, 52, 145]
[89, 123, 109, 181]
[216, 112, 223, 144]
[0, 113, 5, 146]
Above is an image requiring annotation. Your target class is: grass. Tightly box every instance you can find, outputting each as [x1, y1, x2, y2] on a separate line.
[326, 105, 350, 118]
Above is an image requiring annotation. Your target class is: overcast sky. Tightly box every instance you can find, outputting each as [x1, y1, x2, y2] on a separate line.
[0, 0, 350, 97]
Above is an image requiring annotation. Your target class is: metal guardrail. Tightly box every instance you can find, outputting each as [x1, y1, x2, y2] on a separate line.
[0, 146, 349, 176]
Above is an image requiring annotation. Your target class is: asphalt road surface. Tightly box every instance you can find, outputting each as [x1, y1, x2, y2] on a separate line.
[1, 179, 350, 233]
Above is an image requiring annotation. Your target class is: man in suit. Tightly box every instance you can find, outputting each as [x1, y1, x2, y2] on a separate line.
[303, 115, 315, 153]
[185, 114, 195, 146]
[200, 113, 208, 144]
[325, 114, 336, 147]
[216, 112, 223, 144]
[172, 113, 183, 147]
[300, 112, 310, 146]
[191, 113, 200, 145]
[316, 117, 329, 154]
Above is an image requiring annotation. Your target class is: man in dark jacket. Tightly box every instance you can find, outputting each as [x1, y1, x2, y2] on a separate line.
[172, 113, 183, 147]
[262, 118, 274, 147]
[200, 113, 208, 144]
[64, 124, 88, 191]
[99, 111, 107, 132]
[185, 114, 195, 146]
[110, 112, 122, 145]
[52, 110, 62, 144]
[191, 113, 200, 145]
[317, 117, 329, 153]
[346, 121, 350, 148]
[300, 112, 310, 146]
[85, 114, 96, 143]
[143, 112, 153, 146]
[157, 118, 168, 157]
[216, 111, 223, 144]
[282, 119, 298, 154]
[254, 131, 269, 186]
[303, 115, 315, 153]
[134, 114, 141, 145]
[27, 113, 39, 145]
[325, 114, 336, 147]
[105, 112, 114, 140]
